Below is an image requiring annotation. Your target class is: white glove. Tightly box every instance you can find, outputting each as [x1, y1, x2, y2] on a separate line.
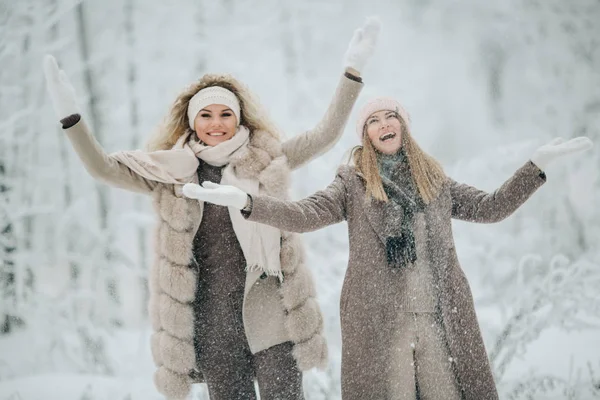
[530, 137, 594, 171]
[43, 55, 80, 120]
[343, 16, 381, 73]
[182, 181, 249, 210]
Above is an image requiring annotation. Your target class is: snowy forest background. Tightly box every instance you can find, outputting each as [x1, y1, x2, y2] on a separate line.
[1, 0, 599, 399]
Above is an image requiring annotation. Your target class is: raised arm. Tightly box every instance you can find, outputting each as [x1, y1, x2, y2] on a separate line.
[282, 73, 363, 170]
[44, 55, 157, 194]
[450, 161, 546, 223]
[281, 17, 380, 170]
[62, 117, 158, 194]
[182, 174, 348, 233]
[451, 134, 593, 223]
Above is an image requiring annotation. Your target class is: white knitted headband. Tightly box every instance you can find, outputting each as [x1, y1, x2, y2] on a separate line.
[187, 86, 241, 129]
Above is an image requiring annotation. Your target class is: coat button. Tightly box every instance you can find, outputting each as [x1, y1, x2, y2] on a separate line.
[260, 272, 268, 280]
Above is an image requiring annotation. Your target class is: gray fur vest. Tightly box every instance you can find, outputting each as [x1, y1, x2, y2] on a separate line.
[147, 129, 327, 399]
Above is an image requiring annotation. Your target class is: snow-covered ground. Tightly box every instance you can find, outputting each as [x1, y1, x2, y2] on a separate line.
[1, 321, 599, 399]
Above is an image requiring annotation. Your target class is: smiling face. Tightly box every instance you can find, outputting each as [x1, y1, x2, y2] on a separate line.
[193, 104, 238, 146]
[364, 110, 403, 154]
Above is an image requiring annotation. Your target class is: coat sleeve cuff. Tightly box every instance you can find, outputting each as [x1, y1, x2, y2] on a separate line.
[528, 160, 547, 181]
[344, 71, 363, 83]
[516, 161, 547, 194]
[240, 194, 254, 218]
[60, 114, 81, 129]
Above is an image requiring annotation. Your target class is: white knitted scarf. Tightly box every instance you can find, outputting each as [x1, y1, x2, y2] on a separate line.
[111, 126, 283, 278]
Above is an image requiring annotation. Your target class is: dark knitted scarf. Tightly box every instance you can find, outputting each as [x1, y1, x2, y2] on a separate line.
[377, 150, 424, 269]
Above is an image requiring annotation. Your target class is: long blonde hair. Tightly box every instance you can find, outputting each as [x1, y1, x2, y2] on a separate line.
[351, 114, 446, 204]
[147, 74, 280, 151]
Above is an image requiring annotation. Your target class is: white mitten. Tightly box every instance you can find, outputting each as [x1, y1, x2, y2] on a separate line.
[343, 16, 381, 73]
[530, 137, 593, 171]
[182, 181, 249, 210]
[43, 55, 80, 120]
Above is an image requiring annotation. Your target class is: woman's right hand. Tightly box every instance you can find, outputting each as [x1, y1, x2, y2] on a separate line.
[43, 55, 80, 121]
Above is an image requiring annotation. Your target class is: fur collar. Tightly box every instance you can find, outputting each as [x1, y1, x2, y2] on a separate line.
[230, 129, 290, 199]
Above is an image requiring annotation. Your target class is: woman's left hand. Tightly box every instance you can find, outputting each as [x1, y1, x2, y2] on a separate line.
[531, 136, 594, 171]
[343, 16, 381, 74]
[182, 182, 249, 210]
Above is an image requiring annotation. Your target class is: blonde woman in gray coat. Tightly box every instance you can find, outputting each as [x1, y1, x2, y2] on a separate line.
[182, 97, 593, 399]
[43, 18, 380, 400]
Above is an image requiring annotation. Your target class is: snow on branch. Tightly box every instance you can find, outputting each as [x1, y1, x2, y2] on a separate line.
[492, 254, 600, 397]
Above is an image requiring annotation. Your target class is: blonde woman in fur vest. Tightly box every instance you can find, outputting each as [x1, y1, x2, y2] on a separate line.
[182, 97, 593, 399]
[43, 18, 380, 400]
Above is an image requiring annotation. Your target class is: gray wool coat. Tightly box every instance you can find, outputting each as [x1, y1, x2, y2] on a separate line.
[246, 161, 546, 400]
[61, 74, 363, 399]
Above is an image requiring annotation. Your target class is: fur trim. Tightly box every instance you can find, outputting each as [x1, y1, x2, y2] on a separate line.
[258, 156, 291, 199]
[159, 257, 196, 303]
[160, 333, 196, 373]
[159, 293, 194, 341]
[152, 187, 198, 397]
[278, 263, 316, 311]
[231, 145, 272, 179]
[154, 366, 191, 400]
[285, 298, 323, 343]
[159, 224, 194, 266]
[280, 234, 305, 273]
[292, 333, 328, 370]
[250, 129, 283, 159]
[230, 129, 283, 179]
[157, 186, 196, 232]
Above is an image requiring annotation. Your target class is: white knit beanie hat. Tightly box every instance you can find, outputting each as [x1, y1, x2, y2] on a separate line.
[355, 97, 410, 140]
[187, 86, 241, 129]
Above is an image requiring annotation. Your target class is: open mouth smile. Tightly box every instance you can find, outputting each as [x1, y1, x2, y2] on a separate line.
[379, 132, 396, 142]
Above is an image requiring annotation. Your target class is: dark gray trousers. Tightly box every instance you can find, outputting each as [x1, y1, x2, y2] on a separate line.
[198, 340, 303, 400]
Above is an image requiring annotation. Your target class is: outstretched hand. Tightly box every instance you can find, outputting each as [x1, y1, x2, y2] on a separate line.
[531, 137, 593, 171]
[43, 55, 80, 121]
[182, 182, 249, 210]
[343, 16, 381, 74]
